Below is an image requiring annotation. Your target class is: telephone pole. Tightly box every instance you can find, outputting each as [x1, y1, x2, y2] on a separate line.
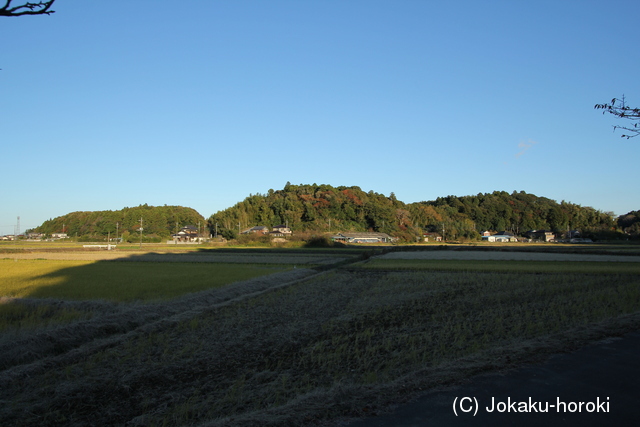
[14, 216, 20, 243]
[139, 217, 143, 249]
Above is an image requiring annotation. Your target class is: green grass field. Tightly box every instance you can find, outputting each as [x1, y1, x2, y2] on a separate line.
[0, 259, 292, 302]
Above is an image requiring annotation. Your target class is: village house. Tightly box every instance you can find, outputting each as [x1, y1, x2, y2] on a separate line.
[331, 232, 396, 244]
[171, 225, 200, 242]
[481, 231, 518, 242]
[240, 226, 270, 235]
[423, 232, 442, 242]
[270, 224, 292, 236]
[525, 230, 556, 242]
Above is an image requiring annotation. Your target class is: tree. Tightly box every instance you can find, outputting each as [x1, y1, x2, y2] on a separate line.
[1, 1, 55, 16]
[595, 96, 640, 139]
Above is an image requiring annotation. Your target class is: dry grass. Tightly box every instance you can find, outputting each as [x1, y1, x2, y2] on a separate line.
[1, 266, 639, 426]
[361, 258, 640, 274]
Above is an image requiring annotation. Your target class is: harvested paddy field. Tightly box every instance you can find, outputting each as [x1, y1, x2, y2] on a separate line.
[378, 249, 640, 262]
[4, 250, 348, 265]
[1, 247, 639, 426]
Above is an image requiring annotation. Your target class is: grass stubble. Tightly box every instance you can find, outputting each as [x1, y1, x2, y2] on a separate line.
[0, 259, 639, 426]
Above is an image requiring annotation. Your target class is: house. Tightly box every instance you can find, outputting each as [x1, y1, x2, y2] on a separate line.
[482, 231, 517, 242]
[331, 232, 396, 244]
[241, 226, 270, 235]
[423, 232, 442, 242]
[271, 224, 292, 236]
[51, 233, 68, 239]
[172, 225, 199, 242]
[525, 230, 556, 242]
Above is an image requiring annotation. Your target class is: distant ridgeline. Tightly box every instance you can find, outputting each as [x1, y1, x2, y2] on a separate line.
[208, 183, 619, 241]
[32, 205, 204, 241]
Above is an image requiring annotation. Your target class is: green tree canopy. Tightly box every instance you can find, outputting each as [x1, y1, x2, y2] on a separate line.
[32, 205, 204, 240]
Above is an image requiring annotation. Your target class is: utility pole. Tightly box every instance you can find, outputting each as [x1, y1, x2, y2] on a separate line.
[15, 216, 20, 243]
[139, 217, 143, 249]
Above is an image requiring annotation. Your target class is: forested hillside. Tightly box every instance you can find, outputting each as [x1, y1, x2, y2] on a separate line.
[32, 205, 204, 241]
[208, 184, 619, 241]
[415, 191, 616, 239]
[617, 210, 640, 235]
[209, 183, 411, 240]
[29, 185, 630, 243]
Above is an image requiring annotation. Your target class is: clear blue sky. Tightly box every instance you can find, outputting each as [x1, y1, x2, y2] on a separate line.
[2, 0, 639, 234]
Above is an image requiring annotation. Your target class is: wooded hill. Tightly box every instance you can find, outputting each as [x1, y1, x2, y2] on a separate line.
[29, 184, 634, 242]
[32, 205, 204, 242]
[208, 183, 619, 241]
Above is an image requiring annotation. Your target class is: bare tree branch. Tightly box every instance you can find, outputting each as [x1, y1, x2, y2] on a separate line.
[0, 1, 55, 17]
[595, 95, 640, 139]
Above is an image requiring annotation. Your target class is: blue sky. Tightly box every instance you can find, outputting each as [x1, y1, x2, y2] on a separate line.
[2, 0, 639, 234]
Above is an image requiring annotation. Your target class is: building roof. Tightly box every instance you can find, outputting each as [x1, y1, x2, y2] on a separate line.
[345, 232, 389, 237]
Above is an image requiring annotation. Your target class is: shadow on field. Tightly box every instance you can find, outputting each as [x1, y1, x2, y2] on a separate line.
[23, 251, 314, 301]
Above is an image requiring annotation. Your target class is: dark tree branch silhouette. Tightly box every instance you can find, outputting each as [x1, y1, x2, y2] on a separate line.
[595, 95, 640, 139]
[0, 1, 55, 16]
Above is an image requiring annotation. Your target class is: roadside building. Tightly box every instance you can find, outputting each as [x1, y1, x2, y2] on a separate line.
[423, 232, 443, 242]
[481, 231, 518, 242]
[271, 224, 293, 236]
[331, 232, 396, 243]
[240, 226, 270, 235]
[271, 224, 292, 236]
[525, 230, 556, 242]
[172, 225, 200, 242]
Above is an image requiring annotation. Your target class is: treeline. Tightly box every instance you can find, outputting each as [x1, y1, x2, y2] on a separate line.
[29, 185, 636, 243]
[618, 210, 640, 235]
[209, 184, 622, 241]
[415, 191, 616, 240]
[32, 205, 204, 242]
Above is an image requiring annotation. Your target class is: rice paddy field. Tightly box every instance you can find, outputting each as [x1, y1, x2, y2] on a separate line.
[1, 243, 639, 426]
